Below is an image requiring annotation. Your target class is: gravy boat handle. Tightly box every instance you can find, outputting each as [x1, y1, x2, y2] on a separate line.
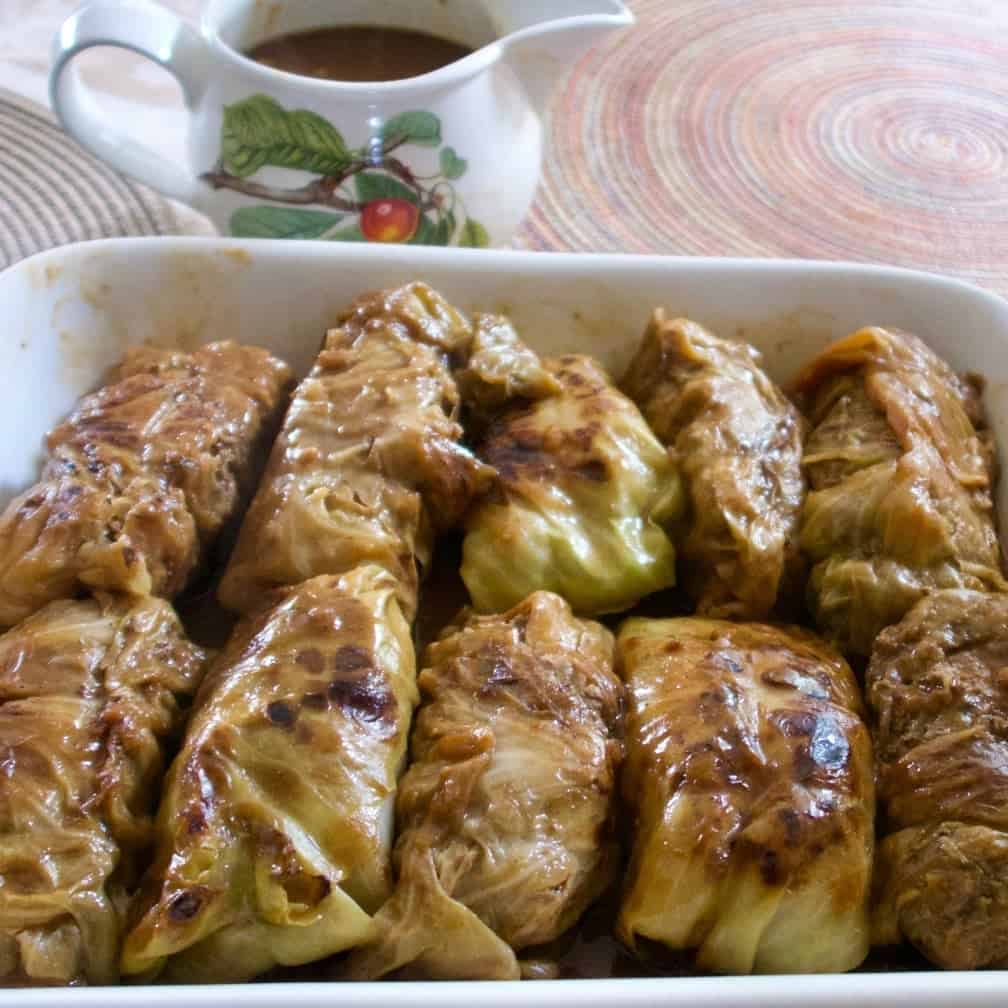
[50, 0, 210, 203]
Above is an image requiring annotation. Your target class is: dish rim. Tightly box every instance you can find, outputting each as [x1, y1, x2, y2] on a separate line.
[2, 237, 1008, 1002]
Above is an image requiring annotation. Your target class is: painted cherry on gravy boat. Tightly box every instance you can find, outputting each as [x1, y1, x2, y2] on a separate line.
[360, 199, 421, 243]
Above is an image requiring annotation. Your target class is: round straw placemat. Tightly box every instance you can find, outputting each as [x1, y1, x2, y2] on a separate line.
[517, 0, 1008, 297]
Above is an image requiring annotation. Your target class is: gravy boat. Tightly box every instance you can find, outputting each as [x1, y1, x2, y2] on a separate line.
[51, 0, 634, 246]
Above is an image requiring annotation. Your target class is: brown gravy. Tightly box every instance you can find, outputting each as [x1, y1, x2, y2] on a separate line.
[245, 25, 474, 82]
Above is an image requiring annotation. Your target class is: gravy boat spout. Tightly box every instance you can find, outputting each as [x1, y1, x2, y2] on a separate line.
[492, 0, 635, 112]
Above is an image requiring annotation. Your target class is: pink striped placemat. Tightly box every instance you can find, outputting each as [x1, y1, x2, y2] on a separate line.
[516, 0, 1008, 298]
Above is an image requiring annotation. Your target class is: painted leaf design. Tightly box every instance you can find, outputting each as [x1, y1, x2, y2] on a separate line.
[439, 146, 468, 180]
[433, 210, 457, 246]
[409, 214, 440, 246]
[326, 223, 367, 242]
[459, 218, 491, 248]
[221, 94, 351, 178]
[229, 206, 344, 239]
[380, 110, 441, 147]
[355, 172, 419, 205]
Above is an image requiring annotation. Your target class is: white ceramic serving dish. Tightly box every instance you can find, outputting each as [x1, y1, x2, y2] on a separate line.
[2, 238, 1008, 1006]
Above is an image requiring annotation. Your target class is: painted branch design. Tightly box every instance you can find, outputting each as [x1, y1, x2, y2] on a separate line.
[209, 95, 489, 245]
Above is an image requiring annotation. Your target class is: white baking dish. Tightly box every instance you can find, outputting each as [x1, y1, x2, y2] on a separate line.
[2, 237, 1008, 1006]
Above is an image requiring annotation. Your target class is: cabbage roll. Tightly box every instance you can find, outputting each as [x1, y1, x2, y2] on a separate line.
[345, 591, 622, 980]
[617, 618, 873, 974]
[623, 314, 805, 619]
[121, 566, 416, 982]
[462, 354, 683, 615]
[218, 284, 492, 621]
[0, 595, 207, 985]
[455, 313, 561, 426]
[795, 326, 1005, 656]
[868, 589, 1008, 968]
[0, 342, 292, 627]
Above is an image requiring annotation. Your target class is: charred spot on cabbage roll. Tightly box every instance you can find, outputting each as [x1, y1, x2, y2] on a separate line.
[462, 353, 683, 616]
[794, 326, 1005, 657]
[0, 342, 293, 627]
[616, 618, 873, 974]
[622, 314, 805, 619]
[121, 566, 417, 983]
[218, 284, 493, 622]
[0, 596, 208, 985]
[344, 591, 623, 980]
[868, 589, 1008, 969]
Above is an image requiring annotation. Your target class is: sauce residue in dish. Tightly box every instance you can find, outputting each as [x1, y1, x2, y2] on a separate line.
[245, 25, 475, 82]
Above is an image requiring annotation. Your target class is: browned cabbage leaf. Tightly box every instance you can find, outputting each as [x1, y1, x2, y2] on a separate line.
[795, 326, 1005, 656]
[121, 566, 416, 983]
[617, 618, 873, 974]
[868, 589, 1008, 968]
[344, 591, 623, 980]
[462, 354, 683, 615]
[623, 313, 805, 619]
[0, 595, 208, 985]
[218, 284, 493, 621]
[455, 313, 561, 427]
[0, 342, 293, 627]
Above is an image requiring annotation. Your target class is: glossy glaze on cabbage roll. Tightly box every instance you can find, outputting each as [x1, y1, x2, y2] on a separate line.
[345, 591, 623, 980]
[0, 596, 208, 985]
[795, 326, 1005, 656]
[623, 314, 805, 619]
[0, 342, 292, 627]
[121, 566, 416, 982]
[868, 589, 1008, 969]
[218, 284, 492, 621]
[617, 618, 873, 974]
[462, 354, 683, 615]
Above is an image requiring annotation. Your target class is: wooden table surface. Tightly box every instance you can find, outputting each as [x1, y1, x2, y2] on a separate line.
[2, 0, 1007, 295]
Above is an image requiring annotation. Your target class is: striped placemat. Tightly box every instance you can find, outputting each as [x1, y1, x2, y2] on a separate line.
[516, 0, 1008, 298]
[0, 88, 213, 269]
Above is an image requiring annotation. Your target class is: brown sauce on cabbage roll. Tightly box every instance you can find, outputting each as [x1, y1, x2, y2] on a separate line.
[622, 314, 805, 620]
[617, 618, 873, 974]
[869, 589, 1008, 969]
[121, 567, 416, 983]
[461, 351, 682, 616]
[0, 596, 208, 985]
[344, 591, 623, 980]
[0, 342, 293, 628]
[218, 284, 491, 622]
[794, 326, 1005, 657]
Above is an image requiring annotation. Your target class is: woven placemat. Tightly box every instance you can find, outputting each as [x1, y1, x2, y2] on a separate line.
[0, 88, 214, 269]
[516, 0, 1008, 297]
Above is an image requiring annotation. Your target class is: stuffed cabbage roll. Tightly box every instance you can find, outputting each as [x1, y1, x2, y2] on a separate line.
[345, 591, 623, 980]
[462, 354, 683, 615]
[617, 618, 873, 974]
[622, 314, 805, 619]
[795, 326, 1005, 656]
[455, 313, 561, 427]
[0, 342, 292, 627]
[868, 589, 1008, 969]
[121, 566, 416, 982]
[0, 595, 207, 985]
[218, 284, 492, 621]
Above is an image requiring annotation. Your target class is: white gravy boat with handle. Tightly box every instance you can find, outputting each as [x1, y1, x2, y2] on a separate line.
[50, 0, 633, 246]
